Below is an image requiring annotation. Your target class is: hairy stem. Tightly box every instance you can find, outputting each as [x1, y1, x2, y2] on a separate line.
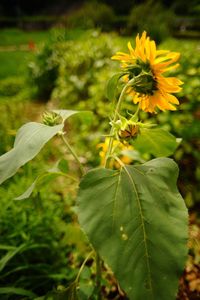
[105, 78, 136, 167]
[61, 133, 85, 176]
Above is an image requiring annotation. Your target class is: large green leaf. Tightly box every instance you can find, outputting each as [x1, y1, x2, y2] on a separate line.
[0, 122, 63, 185]
[77, 158, 188, 300]
[132, 128, 179, 157]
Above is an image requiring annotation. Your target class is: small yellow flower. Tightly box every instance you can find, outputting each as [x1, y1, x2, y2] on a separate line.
[97, 137, 133, 167]
[112, 31, 183, 113]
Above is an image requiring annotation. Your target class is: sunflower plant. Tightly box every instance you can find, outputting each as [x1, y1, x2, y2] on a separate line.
[0, 32, 188, 300]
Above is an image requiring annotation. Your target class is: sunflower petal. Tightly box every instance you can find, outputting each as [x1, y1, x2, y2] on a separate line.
[127, 41, 135, 57]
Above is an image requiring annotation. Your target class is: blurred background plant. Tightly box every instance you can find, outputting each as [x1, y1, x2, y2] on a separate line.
[0, 0, 199, 299]
[127, 0, 175, 43]
[65, 2, 116, 31]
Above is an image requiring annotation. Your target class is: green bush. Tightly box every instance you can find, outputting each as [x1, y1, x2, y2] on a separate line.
[52, 33, 120, 125]
[28, 31, 123, 124]
[0, 77, 24, 97]
[0, 100, 27, 155]
[127, 0, 175, 43]
[66, 2, 116, 31]
[27, 42, 59, 100]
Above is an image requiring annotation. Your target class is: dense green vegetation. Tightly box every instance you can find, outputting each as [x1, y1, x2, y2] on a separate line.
[0, 26, 199, 299]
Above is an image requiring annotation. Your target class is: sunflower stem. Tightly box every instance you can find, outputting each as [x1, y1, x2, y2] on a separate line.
[105, 78, 136, 168]
[130, 103, 140, 122]
[61, 133, 85, 176]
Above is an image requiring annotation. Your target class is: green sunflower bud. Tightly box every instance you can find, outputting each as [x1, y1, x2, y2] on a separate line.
[43, 111, 60, 126]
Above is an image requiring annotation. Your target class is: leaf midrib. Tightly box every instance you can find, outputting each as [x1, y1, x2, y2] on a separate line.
[112, 169, 122, 231]
[123, 165, 154, 297]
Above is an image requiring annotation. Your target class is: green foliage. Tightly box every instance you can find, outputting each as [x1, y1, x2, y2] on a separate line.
[26, 29, 86, 100]
[14, 168, 67, 201]
[0, 174, 87, 299]
[25, 32, 125, 118]
[50, 32, 120, 127]
[127, 0, 175, 43]
[0, 77, 24, 97]
[172, 0, 200, 16]
[0, 100, 29, 155]
[0, 287, 36, 298]
[0, 51, 31, 80]
[78, 158, 188, 300]
[173, 42, 200, 108]
[27, 31, 125, 124]
[28, 42, 59, 100]
[66, 2, 116, 31]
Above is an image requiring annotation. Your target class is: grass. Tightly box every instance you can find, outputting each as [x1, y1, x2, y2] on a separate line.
[0, 28, 51, 79]
[0, 28, 51, 46]
[0, 28, 88, 79]
[0, 27, 88, 47]
[0, 51, 34, 79]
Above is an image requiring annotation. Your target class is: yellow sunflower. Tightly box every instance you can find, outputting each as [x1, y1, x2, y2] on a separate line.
[112, 31, 183, 113]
